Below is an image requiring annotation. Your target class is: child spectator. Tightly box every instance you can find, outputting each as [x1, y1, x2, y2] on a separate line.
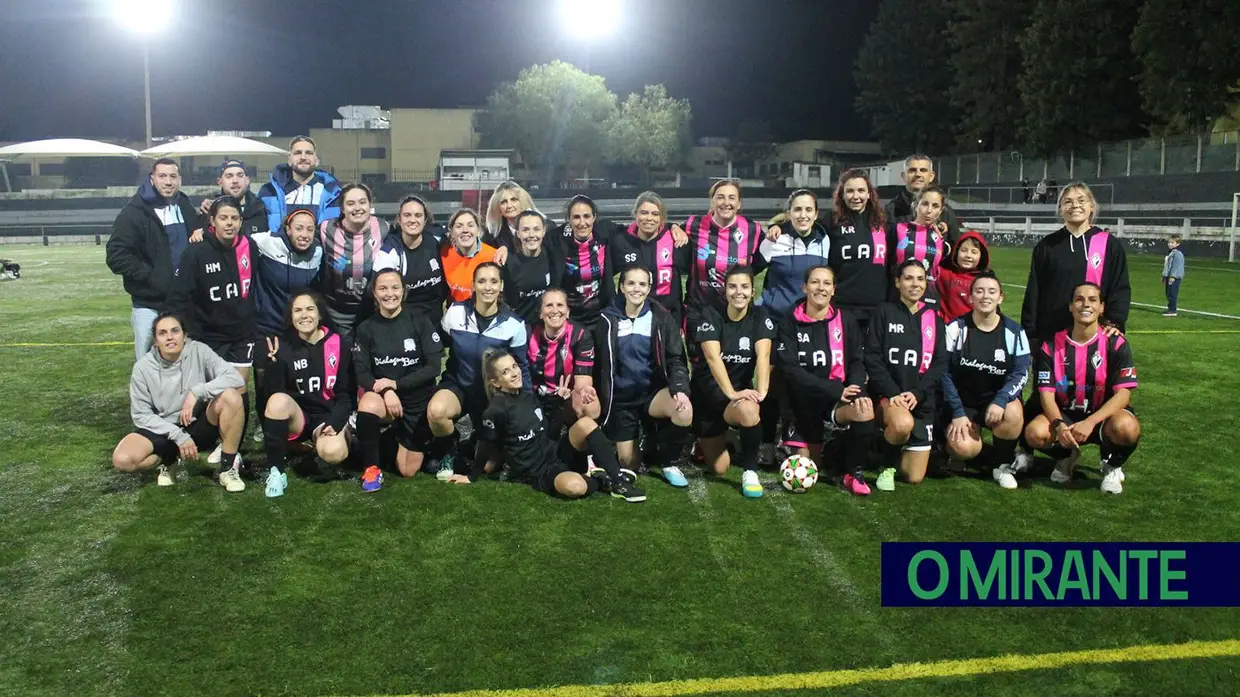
[936, 230, 991, 322]
[1161, 234, 1185, 317]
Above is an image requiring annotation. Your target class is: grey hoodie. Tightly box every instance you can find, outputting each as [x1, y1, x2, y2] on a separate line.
[129, 339, 244, 445]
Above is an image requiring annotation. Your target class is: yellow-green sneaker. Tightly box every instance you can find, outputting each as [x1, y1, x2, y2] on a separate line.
[876, 467, 896, 492]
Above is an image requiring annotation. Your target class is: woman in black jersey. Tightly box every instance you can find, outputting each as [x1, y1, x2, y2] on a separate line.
[595, 265, 693, 477]
[777, 265, 878, 496]
[502, 210, 565, 323]
[689, 266, 775, 498]
[560, 195, 617, 327]
[825, 169, 890, 334]
[353, 269, 445, 485]
[608, 192, 691, 323]
[260, 290, 353, 497]
[168, 196, 260, 470]
[367, 195, 450, 326]
[865, 260, 947, 491]
[446, 352, 646, 502]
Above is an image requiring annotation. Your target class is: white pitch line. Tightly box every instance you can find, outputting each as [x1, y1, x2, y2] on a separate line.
[1002, 283, 1240, 320]
[686, 478, 734, 576]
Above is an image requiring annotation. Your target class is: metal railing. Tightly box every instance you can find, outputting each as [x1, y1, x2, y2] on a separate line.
[937, 131, 1240, 186]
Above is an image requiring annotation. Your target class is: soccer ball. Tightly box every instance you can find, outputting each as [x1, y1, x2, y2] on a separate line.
[779, 455, 818, 492]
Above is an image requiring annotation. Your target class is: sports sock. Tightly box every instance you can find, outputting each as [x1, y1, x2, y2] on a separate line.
[1100, 437, 1138, 470]
[992, 436, 1018, 467]
[845, 419, 877, 476]
[356, 411, 381, 468]
[759, 395, 780, 444]
[217, 450, 237, 475]
[584, 429, 623, 479]
[656, 423, 690, 465]
[738, 425, 762, 472]
[263, 418, 289, 474]
[239, 392, 251, 446]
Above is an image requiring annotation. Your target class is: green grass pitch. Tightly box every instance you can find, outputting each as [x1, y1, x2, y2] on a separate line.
[1, 244, 1238, 697]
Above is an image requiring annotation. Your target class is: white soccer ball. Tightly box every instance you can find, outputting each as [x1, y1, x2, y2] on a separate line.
[779, 455, 818, 493]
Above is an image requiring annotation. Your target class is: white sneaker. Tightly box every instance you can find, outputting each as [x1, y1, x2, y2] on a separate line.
[1100, 466, 1124, 494]
[1049, 449, 1081, 484]
[219, 465, 246, 493]
[1012, 447, 1034, 474]
[992, 463, 1018, 490]
[156, 464, 174, 487]
[207, 444, 223, 465]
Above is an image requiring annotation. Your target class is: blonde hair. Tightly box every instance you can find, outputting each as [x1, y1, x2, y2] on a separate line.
[631, 191, 667, 224]
[708, 178, 742, 201]
[1057, 181, 1099, 223]
[481, 348, 508, 401]
[485, 181, 536, 237]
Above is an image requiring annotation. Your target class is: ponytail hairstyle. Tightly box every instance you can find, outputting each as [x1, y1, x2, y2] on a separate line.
[631, 191, 667, 226]
[208, 195, 243, 222]
[913, 185, 946, 213]
[396, 194, 434, 226]
[831, 168, 885, 228]
[563, 194, 599, 235]
[481, 348, 509, 401]
[470, 260, 509, 321]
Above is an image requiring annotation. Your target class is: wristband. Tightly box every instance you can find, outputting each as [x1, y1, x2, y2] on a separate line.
[378, 387, 395, 396]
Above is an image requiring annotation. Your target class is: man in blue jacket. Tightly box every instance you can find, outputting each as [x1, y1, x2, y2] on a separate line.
[258, 136, 342, 233]
[106, 158, 204, 361]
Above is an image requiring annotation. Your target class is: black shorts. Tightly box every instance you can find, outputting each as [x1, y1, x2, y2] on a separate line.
[439, 379, 486, 426]
[603, 392, 658, 443]
[528, 436, 587, 496]
[937, 404, 987, 435]
[208, 336, 259, 368]
[291, 409, 332, 443]
[691, 384, 733, 439]
[135, 401, 219, 464]
[393, 398, 432, 453]
[781, 394, 846, 449]
[876, 396, 935, 451]
[1025, 395, 1135, 446]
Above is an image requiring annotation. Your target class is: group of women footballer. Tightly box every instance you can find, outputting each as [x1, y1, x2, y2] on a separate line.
[112, 169, 1141, 501]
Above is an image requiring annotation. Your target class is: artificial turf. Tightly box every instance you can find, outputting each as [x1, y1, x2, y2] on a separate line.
[1, 244, 1238, 697]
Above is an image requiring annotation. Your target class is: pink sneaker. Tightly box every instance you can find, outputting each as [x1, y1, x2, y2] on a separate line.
[843, 473, 871, 496]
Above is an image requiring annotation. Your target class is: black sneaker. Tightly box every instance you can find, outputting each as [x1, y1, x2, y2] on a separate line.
[610, 476, 647, 503]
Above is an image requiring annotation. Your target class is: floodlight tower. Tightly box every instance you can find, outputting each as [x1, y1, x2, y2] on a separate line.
[113, 0, 173, 148]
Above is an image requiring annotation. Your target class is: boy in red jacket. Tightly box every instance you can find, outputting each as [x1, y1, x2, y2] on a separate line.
[936, 230, 990, 321]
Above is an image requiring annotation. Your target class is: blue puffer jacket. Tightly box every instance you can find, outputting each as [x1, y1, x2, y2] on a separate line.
[257, 165, 342, 234]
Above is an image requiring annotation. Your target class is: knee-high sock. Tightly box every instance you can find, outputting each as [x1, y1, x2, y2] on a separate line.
[656, 423, 690, 464]
[356, 412, 381, 468]
[1040, 443, 1072, 460]
[737, 425, 762, 471]
[759, 395, 780, 444]
[263, 418, 290, 473]
[1100, 437, 1138, 470]
[584, 429, 622, 479]
[254, 372, 271, 432]
[844, 420, 876, 475]
[992, 436, 1018, 467]
[239, 392, 251, 447]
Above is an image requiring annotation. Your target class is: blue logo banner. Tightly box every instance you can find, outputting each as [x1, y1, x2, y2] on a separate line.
[881, 542, 1240, 607]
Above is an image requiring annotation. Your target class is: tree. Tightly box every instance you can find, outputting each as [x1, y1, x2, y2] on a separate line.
[479, 61, 618, 185]
[946, 0, 1034, 151]
[604, 85, 693, 185]
[1132, 0, 1240, 135]
[724, 119, 778, 175]
[1017, 0, 1145, 157]
[854, 0, 956, 154]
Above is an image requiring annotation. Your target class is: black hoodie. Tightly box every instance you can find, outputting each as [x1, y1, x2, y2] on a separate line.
[167, 231, 258, 346]
[105, 180, 202, 310]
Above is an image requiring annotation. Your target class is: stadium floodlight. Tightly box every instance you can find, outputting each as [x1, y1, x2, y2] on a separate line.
[560, 0, 620, 40]
[112, 0, 174, 148]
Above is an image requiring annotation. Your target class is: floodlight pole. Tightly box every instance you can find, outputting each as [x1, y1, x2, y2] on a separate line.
[143, 40, 153, 148]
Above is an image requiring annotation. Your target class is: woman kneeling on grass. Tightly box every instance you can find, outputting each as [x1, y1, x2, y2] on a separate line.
[445, 351, 644, 502]
[112, 312, 246, 491]
[260, 291, 354, 497]
[352, 270, 444, 488]
[1023, 282, 1140, 494]
[864, 260, 947, 491]
[939, 271, 1030, 489]
[689, 265, 775, 498]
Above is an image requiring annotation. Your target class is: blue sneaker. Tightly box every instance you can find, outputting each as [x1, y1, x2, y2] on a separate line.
[435, 454, 456, 482]
[361, 466, 383, 492]
[662, 465, 689, 488]
[265, 468, 287, 498]
[742, 470, 764, 498]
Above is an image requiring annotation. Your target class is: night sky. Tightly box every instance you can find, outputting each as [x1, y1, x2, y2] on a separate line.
[0, 0, 877, 143]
